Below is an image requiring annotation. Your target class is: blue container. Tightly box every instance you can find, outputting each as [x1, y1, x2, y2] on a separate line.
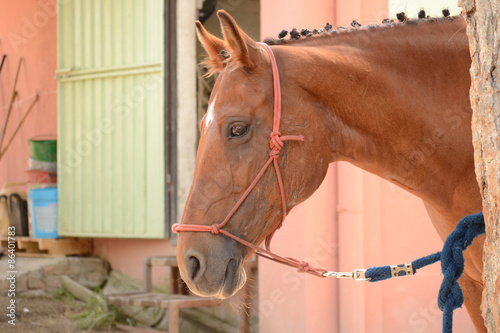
[28, 187, 58, 239]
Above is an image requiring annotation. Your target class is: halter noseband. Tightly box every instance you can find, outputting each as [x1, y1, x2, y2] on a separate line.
[172, 43, 328, 277]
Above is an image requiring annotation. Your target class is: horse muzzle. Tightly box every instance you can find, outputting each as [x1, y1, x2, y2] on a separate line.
[177, 245, 247, 299]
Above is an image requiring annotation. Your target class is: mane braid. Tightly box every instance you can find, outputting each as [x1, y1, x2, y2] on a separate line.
[263, 15, 462, 46]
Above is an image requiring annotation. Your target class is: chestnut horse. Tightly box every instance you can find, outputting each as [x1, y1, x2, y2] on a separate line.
[175, 11, 485, 331]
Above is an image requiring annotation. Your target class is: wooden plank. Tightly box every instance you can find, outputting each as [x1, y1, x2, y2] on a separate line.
[38, 238, 92, 255]
[106, 291, 220, 309]
[15, 253, 64, 258]
[0, 237, 91, 256]
[115, 323, 164, 333]
[17, 238, 44, 254]
[168, 303, 179, 333]
[149, 256, 178, 267]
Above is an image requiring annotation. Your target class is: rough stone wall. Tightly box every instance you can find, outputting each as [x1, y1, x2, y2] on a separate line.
[460, 0, 500, 331]
[0, 256, 109, 293]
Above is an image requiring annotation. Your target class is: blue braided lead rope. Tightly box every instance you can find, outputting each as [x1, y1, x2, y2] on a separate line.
[439, 212, 484, 333]
[365, 251, 441, 282]
[364, 212, 484, 333]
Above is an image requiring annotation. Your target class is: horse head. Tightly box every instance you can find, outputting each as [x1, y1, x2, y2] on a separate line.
[175, 10, 333, 298]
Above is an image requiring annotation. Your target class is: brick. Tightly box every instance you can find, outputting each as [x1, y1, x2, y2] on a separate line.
[43, 264, 81, 277]
[28, 278, 46, 290]
[17, 274, 28, 293]
[80, 271, 107, 289]
[82, 258, 107, 272]
[44, 276, 62, 289]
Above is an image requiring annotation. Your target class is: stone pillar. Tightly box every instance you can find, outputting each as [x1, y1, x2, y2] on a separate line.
[460, 0, 500, 330]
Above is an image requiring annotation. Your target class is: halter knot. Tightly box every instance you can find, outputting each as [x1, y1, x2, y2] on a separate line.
[297, 261, 310, 273]
[270, 131, 284, 150]
[211, 224, 221, 234]
[269, 131, 284, 159]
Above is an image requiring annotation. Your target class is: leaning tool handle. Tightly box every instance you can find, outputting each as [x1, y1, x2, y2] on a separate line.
[0, 58, 23, 151]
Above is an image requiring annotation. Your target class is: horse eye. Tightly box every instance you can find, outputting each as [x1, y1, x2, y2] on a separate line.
[230, 125, 248, 137]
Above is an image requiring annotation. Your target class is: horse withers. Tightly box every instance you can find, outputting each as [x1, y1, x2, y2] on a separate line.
[174, 10, 485, 332]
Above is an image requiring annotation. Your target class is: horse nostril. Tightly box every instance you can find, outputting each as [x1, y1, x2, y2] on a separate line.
[189, 255, 201, 281]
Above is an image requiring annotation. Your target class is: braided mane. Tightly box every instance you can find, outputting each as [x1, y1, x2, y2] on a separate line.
[263, 10, 460, 46]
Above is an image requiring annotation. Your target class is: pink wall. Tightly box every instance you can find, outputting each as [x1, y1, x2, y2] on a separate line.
[258, 166, 339, 332]
[93, 238, 175, 282]
[0, 0, 57, 191]
[261, 0, 336, 39]
[259, 1, 475, 332]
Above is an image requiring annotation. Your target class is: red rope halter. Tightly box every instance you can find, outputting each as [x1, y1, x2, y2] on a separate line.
[172, 42, 328, 277]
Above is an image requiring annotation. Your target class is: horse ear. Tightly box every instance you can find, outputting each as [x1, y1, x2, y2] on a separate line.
[217, 10, 261, 69]
[195, 20, 226, 74]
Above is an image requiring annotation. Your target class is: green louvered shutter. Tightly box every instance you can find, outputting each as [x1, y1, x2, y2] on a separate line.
[56, 0, 165, 238]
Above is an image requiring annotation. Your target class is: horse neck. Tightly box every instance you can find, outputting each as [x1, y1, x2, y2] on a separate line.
[277, 19, 476, 213]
